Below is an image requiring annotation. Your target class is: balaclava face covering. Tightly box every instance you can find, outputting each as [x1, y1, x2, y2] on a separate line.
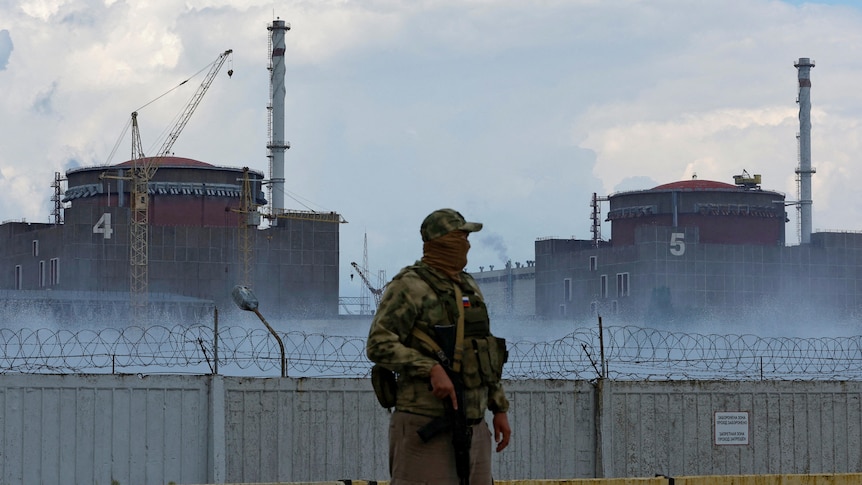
[421, 230, 470, 281]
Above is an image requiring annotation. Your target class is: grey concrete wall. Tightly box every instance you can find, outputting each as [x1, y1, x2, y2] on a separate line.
[224, 378, 597, 482]
[222, 377, 390, 483]
[497, 380, 597, 480]
[0, 373, 212, 485]
[599, 380, 862, 478]
[3, 375, 862, 484]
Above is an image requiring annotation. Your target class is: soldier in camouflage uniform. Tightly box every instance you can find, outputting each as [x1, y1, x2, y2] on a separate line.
[366, 208, 511, 485]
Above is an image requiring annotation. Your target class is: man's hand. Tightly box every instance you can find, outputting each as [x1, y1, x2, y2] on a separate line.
[492, 412, 511, 452]
[429, 363, 458, 409]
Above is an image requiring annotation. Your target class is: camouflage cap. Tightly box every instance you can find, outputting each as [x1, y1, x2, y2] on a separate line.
[420, 208, 483, 242]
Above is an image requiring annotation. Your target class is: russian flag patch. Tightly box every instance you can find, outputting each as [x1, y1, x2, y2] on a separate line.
[462, 296, 471, 308]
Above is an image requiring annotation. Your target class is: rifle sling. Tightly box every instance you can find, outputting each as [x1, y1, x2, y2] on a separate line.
[452, 284, 466, 373]
[410, 282, 466, 373]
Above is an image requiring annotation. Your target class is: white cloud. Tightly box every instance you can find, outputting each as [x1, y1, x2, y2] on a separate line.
[582, 106, 798, 193]
[19, 0, 65, 21]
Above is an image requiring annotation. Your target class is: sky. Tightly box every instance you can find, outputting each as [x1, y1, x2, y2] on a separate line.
[3, 0, 862, 302]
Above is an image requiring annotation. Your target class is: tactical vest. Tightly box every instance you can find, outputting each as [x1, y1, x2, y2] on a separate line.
[403, 264, 507, 390]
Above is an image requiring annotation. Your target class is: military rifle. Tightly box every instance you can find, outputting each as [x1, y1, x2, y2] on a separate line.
[416, 324, 472, 485]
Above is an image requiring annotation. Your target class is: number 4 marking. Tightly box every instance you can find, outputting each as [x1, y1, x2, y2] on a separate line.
[670, 232, 685, 256]
[93, 213, 113, 239]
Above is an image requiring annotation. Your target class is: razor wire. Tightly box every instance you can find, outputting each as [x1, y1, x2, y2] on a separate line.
[1, 324, 862, 380]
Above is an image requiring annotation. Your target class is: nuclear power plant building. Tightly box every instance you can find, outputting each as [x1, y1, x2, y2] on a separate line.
[0, 157, 342, 319]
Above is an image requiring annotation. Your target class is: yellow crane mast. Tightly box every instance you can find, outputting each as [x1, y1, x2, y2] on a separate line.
[233, 167, 259, 288]
[126, 49, 233, 316]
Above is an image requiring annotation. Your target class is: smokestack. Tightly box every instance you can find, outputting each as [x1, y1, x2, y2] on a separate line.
[268, 19, 291, 225]
[795, 57, 815, 244]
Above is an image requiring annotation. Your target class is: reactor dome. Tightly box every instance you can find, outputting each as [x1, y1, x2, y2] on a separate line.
[607, 175, 787, 246]
[63, 156, 266, 227]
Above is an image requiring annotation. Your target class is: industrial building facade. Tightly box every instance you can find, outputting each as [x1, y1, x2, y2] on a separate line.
[531, 57, 861, 324]
[0, 158, 342, 319]
[535, 178, 862, 323]
[471, 260, 536, 318]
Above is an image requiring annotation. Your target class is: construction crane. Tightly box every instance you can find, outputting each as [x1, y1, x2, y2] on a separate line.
[124, 49, 233, 317]
[350, 261, 384, 310]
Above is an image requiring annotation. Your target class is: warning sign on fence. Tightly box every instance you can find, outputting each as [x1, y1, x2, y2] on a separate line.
[714, 411, 749, 446]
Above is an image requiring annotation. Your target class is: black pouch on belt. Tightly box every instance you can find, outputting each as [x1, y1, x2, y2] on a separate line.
[371, 364, 398, 409]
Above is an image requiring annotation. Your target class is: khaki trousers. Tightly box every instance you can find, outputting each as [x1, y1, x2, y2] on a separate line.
[389, 410, 492, 485]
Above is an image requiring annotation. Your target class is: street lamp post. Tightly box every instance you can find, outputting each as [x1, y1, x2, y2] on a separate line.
[231, 285, 286, 377]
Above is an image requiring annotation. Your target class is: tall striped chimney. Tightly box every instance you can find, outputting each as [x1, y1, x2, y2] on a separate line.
[795, 57, 815, 244]
[268, 19, 290, 225]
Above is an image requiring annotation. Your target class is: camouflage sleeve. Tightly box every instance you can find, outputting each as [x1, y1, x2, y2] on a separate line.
[487, 380, 509, 414]
[366, 272, 439, 378]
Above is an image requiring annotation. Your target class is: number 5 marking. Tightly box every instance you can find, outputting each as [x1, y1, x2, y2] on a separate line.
[93, 213, 113, 239]
[670, 232, 685, 256]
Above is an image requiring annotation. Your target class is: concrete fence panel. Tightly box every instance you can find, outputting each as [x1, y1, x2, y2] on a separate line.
[4, 375, 862, 484]
[599, 380, 862, 478]
[222, 377, 390, 483]
[0, 373, 211, 485]
[496, 380, 597, 480]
